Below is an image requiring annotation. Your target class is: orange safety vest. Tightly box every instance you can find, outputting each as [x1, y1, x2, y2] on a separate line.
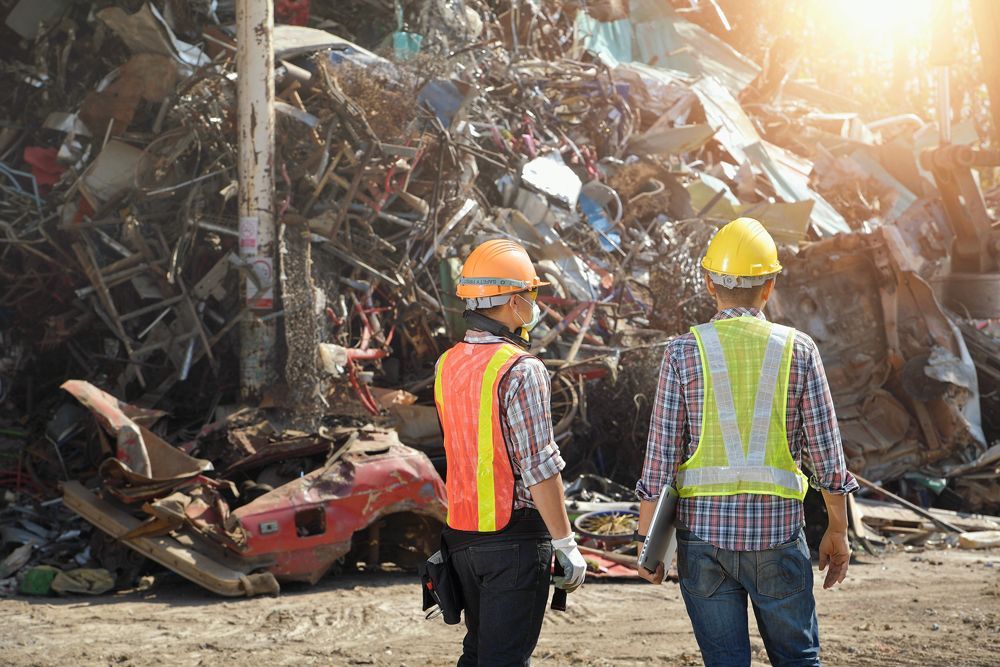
[434, 341, 528, 532]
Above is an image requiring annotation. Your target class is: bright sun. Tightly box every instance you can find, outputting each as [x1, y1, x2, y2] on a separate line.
[806, 0, 936, 51]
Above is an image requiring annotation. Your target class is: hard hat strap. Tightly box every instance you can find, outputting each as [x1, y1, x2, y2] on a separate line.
[707, 271, 777, 289]
[457, 277, 531, 288]
[464, 288, 537, 310]
[465, 294, 513, 310]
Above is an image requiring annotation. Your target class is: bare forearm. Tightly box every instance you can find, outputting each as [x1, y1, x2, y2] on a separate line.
[635, 498, 664, 582]
[821, 490, 848, 533]
[529, 474, 572, 539]
[819, 490, 851, 588]
[638, 499, 657, 536]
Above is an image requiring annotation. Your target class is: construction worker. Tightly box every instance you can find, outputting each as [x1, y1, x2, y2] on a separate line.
[435, 239, 586, 666]
[635, 218, 857, 666]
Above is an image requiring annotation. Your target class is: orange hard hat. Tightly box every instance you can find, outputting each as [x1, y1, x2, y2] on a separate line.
[456, 239, 548, 299]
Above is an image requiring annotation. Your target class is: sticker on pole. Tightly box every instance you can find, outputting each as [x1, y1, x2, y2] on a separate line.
[239, 216, 259, 251]
[240, 216, 272, 310]
[247, 257, 274, 310]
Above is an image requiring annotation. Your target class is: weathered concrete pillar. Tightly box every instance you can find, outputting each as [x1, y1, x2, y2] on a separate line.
[236, 0, 276, 400]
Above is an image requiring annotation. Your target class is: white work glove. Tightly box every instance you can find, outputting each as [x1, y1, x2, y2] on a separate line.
[551, 534, 587, 592]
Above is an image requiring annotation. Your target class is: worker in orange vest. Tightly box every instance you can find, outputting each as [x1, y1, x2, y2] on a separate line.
[434, 239, 586, 665]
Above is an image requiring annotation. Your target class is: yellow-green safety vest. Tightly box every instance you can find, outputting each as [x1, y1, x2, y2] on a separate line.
[676, 316, 809, 501]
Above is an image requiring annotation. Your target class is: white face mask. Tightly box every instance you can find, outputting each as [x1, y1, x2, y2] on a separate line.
[513, 294, 542, 332]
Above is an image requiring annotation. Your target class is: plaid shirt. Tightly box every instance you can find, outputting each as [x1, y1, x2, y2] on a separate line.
[442, 329, 565, 510]
[637, 307, 858, 551]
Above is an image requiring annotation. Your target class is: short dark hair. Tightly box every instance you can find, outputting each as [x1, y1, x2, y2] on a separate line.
[713, 281, 770, 308]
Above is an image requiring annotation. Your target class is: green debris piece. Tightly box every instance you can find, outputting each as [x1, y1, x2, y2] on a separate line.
[904, 472, 948, 495]
[389, 1, 422, 61]
[392, 31, 423, 61]
[19, 565, 60, 596]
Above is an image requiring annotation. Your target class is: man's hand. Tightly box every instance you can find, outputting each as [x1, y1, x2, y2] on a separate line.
[818, 528, 850, 589]
[635, 500, 665, 584]
[636, 561, 664, 585]
[552, 535, 587, 592]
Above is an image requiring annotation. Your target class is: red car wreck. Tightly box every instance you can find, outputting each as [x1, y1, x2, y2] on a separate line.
[60, 381, 447, 596]
[232, 429, 447, 585]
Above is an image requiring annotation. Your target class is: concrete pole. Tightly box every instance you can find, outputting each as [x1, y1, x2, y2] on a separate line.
[236, 0, 276, 400]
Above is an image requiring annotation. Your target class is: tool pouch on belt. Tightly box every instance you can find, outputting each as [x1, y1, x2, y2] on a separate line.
[419, 540, 463, 625]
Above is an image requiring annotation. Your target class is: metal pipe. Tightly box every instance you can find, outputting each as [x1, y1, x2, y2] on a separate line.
[930, 0, 955, 146]
[179, 337, 197, 381]
[937, 66, 951, 145]
[346, 348, 390, 361]
[236, 0, 277, 400]
[866, 114, 926, 132]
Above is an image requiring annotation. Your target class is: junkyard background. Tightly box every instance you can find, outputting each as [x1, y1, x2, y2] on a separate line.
[1, 0, 999, 664]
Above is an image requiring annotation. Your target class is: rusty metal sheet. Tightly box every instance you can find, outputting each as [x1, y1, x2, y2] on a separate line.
[769, 228, 985, 482]
[63, 481, 277, 597]
[62, 380, 212, 482]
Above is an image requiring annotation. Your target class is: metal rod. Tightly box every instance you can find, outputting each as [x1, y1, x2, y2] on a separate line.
[565, 302, 596, 363]
[854, 474, 962, 533]
[120, 295, 185, 322]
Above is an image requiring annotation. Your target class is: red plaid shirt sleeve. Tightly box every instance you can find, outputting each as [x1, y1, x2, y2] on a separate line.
[501, 356, 566, 487]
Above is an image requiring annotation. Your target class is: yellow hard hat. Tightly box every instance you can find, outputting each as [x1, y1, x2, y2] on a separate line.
[456, 239, 548, 300]
[701, 217, 782, 288]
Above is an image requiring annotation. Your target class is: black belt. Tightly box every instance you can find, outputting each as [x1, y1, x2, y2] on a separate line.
[442, 508, 550, 551]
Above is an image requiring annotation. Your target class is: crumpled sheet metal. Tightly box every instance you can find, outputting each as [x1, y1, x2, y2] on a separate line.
[577, 0, 758, 94]
[98, 3, 210, 68]
[688, 78, 849, 238]
[61, 380, 212, 483]
[62, 480, 280, 597]
[577, 3, 849, 240]
[769, 229, 985, 482]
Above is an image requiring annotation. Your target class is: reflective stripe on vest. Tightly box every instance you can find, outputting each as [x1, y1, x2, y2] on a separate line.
[434, 342, 527, 532]
[677, 318, 808, 500]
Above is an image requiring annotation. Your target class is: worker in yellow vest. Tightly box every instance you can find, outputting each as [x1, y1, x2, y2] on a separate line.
[635, 218, 858, 666]
[435, 239, 586, 665]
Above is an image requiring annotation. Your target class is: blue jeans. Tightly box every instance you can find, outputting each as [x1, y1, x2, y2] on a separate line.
[676, 528, 820, 667]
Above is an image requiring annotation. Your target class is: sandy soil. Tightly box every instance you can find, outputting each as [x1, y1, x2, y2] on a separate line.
[1, 548, 998, 666]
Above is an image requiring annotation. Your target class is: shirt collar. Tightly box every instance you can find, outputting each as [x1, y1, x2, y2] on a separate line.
[710, 307, 767, 322]
[464, 328, 506, 343]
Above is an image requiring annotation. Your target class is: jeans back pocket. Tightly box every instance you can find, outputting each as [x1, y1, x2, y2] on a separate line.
[678, 539, 726, 598]
[755, 540, 807, 600]
[468, 543, 520, 591]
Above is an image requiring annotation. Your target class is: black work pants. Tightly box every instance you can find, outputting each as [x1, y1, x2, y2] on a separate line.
[449, 538, 554, 666]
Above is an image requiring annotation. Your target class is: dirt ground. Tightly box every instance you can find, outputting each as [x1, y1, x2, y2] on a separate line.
[1, 547, 998, 666]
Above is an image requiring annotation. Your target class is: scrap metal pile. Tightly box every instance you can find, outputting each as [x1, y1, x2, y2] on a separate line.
[1, 0, 999, 595]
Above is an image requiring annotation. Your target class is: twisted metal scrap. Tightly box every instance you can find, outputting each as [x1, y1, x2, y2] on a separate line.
[649, 219, 719, 335]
